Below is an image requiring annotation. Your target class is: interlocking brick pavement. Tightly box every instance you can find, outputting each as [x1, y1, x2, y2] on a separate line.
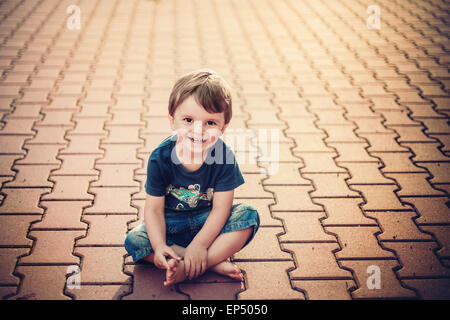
[0, 0, 449, 300]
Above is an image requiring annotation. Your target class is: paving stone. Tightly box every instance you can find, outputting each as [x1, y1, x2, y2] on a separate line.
[67, 284, 130, 300]
[357, 185, 412, 211]
[235, 198, 280, 226]
[4, 164, 56, 187]
[384, 242, 450, 278]
[61, 134, 105, 154]
[28, 126, 69, 145]
[77, 215, 134, 246]
[234, 173, 270, 198]
[325, 226, 395, 259]
[52, 154, 100, 176]
[265, 185, 322, 212]
[372, 151, 426, 173]
[96, 144, 141, 165]
[12, 266, 71, 300]
[384, 173, 446, 197]
[304, 173, 360, 198]
[323, 124, 365, 142]
[236, 261, 304, 299]
[328, 142, 375, 162]
[42, 176, 96, 201]
[263, 162, 310, 185]
[0, 118, 36, 135]
[19, 230, 84, 265]
[33, 201, 89, 230]
[340, 260, 416, 299]
[274, 212, 335, 242]
[0, 188, 47, 214]
[419, 225, 450, 258]
[234, 227, 291, 261]
[0, 248, 29, 285]
[84, 187, 139, 214]
[16, 144, 62, 165]
[366, 211, 433, 241]
[402, 279, 450, 299]
[74, 247, 130, 284]
[402, 142, 449, 162]
[297, 152, 347, 173]
[316, 198, 375, 225]
[123, 264, 187, 300]
[179, 282, 244, 300]
[282, 243, 350, 279]
[292, 279, 354, 300]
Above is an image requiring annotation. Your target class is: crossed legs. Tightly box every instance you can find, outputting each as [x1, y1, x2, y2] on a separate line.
[143, 226, 253, 286]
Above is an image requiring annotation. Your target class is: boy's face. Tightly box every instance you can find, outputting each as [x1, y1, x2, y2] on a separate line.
[169, 95, 229, 157]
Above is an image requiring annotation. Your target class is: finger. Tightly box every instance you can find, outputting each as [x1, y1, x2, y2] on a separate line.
[166, 247, 181, 261]
[201, 260, 207, 276]
[193, 261, 200, 280]
[184, 257, 191, 278]
[158, 254, 169, 269]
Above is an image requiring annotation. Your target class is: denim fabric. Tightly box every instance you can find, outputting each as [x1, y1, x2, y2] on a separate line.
[124, 203, 259, 263]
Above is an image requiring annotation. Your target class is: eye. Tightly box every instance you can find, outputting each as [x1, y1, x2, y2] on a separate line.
[183, 117, 193, 123]
[207, 120, 217, 126]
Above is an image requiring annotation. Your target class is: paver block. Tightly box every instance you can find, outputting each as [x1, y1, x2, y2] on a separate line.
[402, 279, 450, 299]
[303, 173, 360, 198]
[265, 185, 322, 212]
[282, 243, 350, 279]
[384, 242, 450, 278]
[340, 260, 416, 299]
[297, 152, 347, 173]
[0, 248, 30, 285]
[274, 212, 336, 242]
[123, 264, 187, 300]
[77, 215, 134, 246]
[42, 176, 96, 201]
[0, 188, 47, 214]
[236, 261, 304, 300]
[67, 284, 130, 300]
[4, 164, 56, 187]
[74, 247, 130, 284]
[84, 187, 139, 214]
[292, 279, 354, 300]
[325, 226, 395, 259]
[20, 230, 84, 265]
[33, 201, 90, 230]
[234, 227, 291, 261]
[12, 266, 71, 300]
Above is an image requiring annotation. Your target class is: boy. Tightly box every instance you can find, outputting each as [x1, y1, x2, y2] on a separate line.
[125, 69, 260, 286]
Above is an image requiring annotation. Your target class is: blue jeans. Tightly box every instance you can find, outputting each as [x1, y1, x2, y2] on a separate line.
[124, 203, 260, 263]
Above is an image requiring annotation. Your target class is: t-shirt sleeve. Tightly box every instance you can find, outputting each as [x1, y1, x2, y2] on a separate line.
[214, 157, 245, 192]
[145, 155, 168, 196]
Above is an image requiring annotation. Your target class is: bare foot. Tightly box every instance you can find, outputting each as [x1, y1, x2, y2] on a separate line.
[164, 258, 187, 286]
[211, 261, 243, 281]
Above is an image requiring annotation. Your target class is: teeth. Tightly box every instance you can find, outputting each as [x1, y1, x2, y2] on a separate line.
[190, 137, 206, 143]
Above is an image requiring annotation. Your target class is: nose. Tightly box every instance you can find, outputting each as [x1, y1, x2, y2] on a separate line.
[192, 120, 204, 138]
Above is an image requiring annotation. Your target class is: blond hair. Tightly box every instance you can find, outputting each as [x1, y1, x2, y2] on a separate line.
[168, 69, 232, 124]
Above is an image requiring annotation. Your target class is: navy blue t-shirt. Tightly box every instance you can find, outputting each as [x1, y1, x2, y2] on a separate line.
[145, 135, 245, 213]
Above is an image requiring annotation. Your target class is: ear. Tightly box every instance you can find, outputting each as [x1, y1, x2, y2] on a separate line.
[220, 123, 229, 135]
[168, 114, 175, 131]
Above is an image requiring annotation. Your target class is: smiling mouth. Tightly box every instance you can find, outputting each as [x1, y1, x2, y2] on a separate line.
[188, 136, 208, 144]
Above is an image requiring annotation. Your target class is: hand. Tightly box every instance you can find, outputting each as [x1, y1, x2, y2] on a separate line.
[153, 245, 181, 270]
[184, 243, 207, 280]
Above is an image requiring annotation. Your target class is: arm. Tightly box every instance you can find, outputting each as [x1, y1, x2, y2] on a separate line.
[184, 189, 234, 279]
[144, 193, 180, 269]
